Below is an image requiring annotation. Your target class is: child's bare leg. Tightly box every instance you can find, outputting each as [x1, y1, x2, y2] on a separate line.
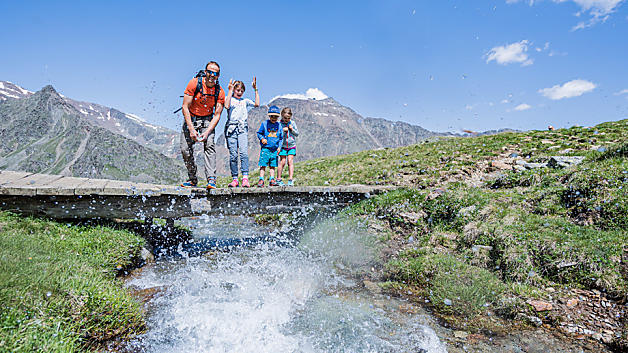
[269, 167, 275, 179]
[277, 156, 287, 180]
[259, 167, 265, 179]
[287, 155, 295, 180]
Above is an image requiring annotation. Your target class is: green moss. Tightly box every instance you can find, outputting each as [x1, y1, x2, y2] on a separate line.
[387, 250, 505, 318]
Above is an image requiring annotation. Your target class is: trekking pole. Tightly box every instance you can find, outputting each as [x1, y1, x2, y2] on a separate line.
[173, 95, 185, 114]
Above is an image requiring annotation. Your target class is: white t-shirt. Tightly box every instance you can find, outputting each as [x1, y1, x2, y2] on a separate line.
[226, 97, 255, 133]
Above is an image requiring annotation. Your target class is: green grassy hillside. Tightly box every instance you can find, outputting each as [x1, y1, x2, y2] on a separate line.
[295, 119, 627, 348]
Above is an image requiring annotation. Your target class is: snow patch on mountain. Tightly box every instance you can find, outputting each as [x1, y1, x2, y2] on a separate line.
[125, 113, 146, 123]
[271, 88, 328, 102]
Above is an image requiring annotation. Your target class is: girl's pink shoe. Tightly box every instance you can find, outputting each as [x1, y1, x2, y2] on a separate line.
[228, 179, 239, 187]
[242, 177, 250, 188]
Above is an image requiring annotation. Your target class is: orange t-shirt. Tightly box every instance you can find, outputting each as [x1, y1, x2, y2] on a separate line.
[184, 78, 226, 117]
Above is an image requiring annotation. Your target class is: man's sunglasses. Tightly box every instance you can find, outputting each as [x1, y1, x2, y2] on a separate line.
[205, 70, 219, 77]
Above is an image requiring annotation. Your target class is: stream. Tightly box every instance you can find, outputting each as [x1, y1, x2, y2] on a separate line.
[122, 214, 446, 352]
[121, 214, 601, 353]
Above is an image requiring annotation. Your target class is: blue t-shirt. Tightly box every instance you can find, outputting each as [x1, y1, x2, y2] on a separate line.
[257, 120, 283, 152]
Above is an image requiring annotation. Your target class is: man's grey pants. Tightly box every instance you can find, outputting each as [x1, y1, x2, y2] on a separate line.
[180, 117, 216, 184]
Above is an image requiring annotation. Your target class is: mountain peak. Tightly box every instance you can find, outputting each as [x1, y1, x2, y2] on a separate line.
[28, 84, 77, 115]
[32, 84, 66, 103]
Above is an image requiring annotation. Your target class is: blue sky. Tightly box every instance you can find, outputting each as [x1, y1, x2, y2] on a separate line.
[1, 0, 626, 132]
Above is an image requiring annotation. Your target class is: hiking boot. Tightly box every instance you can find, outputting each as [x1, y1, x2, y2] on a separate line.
[257, 179, 264, 188]
[269, 178, 278, 187]
[287, 179, 294, 186]
[180, 181, 197, 188]
[276, 179, 285, 186]
[206, 179, 217, 190]
[228, 179, 239, 187]
[242, 177, 250, 188]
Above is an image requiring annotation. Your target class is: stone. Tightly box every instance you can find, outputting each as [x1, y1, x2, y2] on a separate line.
[513, 165, 527, 172]
[528, 315, 543, 327]
[398, 211, 427, 224]
[490, 160, 512, 170]
[472, 245, 493, 253]
[566, 298, 579, 308]
[527, 299, 553, 312]
[523, 162, 548, 169]
[458, 205, 476, 217]
[427, 188, 446, 200]
[363, 280, 382, 294]
[141, 247, 155, 264]
[463, 222, 481, 242]
[548, 156, 585, 168]
[454, 330, 468, 339]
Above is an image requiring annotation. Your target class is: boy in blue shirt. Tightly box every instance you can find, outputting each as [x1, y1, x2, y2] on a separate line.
[256, 105, 284, 187]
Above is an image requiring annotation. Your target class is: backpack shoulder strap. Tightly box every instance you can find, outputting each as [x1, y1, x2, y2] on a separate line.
[196, 76, 203, 96]
[212, 83, 221, 113]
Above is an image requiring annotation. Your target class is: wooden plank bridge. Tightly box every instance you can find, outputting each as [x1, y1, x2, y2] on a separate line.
[0, 170, 391, 220]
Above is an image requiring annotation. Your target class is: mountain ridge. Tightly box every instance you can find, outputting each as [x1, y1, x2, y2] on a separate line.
[2, 80, 518, 178]
[0, 80, 179, 158]
[0, 85, 186, 183]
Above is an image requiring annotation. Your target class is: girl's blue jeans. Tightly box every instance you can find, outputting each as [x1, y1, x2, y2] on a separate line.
[226, 127, 249, 178]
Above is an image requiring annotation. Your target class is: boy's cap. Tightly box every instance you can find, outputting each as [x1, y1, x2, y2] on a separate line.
[267, 105, 281, 116]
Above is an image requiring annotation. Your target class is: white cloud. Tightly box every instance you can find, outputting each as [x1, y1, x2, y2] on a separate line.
[514, 103, 532, 111]
[538, 79, 597, 100]
[271, 88, 328, 102]
[506, 0, 625, 29]
[614, 88, 628, 95]
[486, 40, 534, 66]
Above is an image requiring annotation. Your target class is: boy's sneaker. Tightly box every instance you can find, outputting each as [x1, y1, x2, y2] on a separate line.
[228, 179, 239, 187]
[180, 181, 197, 188]
[257, 179, 264, 188]
[269, 178, 278, 187]
[206, 179, 217, 190]
[287, 179, 294, 186]
[242, 177, 250, 188]
[276, 179, 285, 186]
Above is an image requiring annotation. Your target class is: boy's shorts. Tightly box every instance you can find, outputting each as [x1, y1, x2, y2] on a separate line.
[258, 148, 278, 167]
[278, 147, 296, 156]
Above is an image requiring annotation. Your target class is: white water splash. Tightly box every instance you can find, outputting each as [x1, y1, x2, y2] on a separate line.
[125, 217, 446, 352]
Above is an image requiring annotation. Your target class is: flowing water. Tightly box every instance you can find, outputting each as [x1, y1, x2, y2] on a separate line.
[123, 214, 447, 353]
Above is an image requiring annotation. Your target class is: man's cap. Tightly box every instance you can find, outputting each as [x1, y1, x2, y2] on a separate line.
[268, 105, 281, 116]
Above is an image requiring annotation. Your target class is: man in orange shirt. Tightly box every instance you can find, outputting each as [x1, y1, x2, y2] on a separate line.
[180, 61, 226, 189]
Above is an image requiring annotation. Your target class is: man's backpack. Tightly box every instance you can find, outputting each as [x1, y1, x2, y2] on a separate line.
[173, 70, 221, 115]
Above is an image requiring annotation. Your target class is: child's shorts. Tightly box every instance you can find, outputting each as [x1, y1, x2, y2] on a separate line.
[258, 148, 278, 167]
[278, 147, 297, 156]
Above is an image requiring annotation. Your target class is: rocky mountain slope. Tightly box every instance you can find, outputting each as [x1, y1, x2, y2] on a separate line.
[0, 85, 186, 183]
[2, 81, 473, 178]
[215, 97, 448, 175]
[0, 80, 179, 157]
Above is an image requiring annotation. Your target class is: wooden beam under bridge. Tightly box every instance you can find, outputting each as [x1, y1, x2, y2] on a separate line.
[0, 170, 392, 219]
